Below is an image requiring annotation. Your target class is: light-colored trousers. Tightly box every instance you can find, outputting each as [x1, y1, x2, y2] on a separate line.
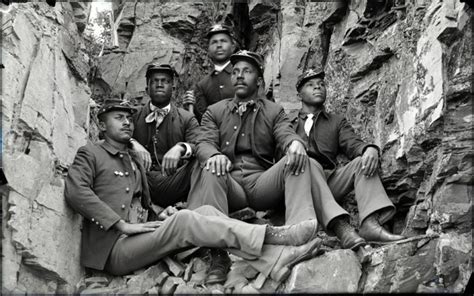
[105, 205, 284, 277]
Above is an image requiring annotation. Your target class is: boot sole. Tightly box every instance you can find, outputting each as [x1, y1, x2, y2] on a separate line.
[271, 238, 322, 283]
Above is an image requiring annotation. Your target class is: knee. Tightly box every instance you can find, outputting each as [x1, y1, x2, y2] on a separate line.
[194, 205, 220, 215]
[309, 158, 324, 171]
[173, 209, 196, 223]
[200, 167, 229, 182]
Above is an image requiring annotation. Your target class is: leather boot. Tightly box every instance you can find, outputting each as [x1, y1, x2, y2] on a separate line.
[270, 238, 324, 283]
[264, 219, 318, 246]
[330, 217, 366, 250]
[204, 248, 231, 285]
[359, 214, 405, 243]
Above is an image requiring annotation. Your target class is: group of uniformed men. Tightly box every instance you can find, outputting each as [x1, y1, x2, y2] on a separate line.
[65, 24, 405, 286]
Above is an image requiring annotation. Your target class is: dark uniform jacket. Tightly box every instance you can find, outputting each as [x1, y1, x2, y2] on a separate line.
[194, 63, 234, 122]
[65, 141, 153, 270]
[288, 109, 378, 170]
[197, 97, 304, 170]
[133, 103, 200, 170]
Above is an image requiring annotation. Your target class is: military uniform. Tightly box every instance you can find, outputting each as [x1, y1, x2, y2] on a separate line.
[65, 100, 306, 277]
[194, 63, 234, 122]
[290, 69, 396, 227]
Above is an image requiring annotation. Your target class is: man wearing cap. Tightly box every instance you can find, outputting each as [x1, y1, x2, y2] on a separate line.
[289, 68, 405, 244]
[187, 50, 332, 283]
[182, 24, 236, 122]
[65, 98, 323, 280]
[130, 64, 199, 209]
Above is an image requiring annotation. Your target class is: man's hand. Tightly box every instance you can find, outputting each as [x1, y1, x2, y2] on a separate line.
[206, 154, 232, 176]
[182, 90, 195, 111]
[361, 147, 379, 177]
[130, 139, 152, 171]
[157, 206, 179, 221]
[285, 140, 308, 175]
[162, 145, 185, 176]
[114, 220, 162, 235]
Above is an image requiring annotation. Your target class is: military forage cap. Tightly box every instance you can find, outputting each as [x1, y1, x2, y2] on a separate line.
[230, 50, 264, 76]
[206, 23, 233, 39]
[145, 63, 177, 80]
[296, 68, 325, 91]
[97, 98, 136, 118]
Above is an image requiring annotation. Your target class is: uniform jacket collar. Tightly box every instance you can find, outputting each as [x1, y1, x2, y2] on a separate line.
[100, 140, 129, 156]
[298, 108, 329, 119]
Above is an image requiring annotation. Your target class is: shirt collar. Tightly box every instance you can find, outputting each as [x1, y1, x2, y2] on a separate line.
[299, 108, 329, 119]
[149, 102, 171, 112]
[214, 60, 231, 72]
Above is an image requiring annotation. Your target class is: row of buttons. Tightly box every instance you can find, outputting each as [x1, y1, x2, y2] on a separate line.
[114, 171, 130, 176]
[91, 218, 104, 229]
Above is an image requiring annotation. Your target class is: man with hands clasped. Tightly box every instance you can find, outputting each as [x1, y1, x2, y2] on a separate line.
[290, 68, 405, 245]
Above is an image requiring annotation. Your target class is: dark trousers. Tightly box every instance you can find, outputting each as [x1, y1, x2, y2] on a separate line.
[147, 160, 197, 207]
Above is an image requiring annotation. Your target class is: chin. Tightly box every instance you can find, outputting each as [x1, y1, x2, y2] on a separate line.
[235, 90, 248, 98]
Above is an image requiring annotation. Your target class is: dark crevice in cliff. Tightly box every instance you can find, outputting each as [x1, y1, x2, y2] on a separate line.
[318, 1, 348, 69]
[232, 0, 252, 50]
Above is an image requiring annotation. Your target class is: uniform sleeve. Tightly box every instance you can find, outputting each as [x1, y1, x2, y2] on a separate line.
[64, 146, 122, 230]
[273, 108, 307, 153]
[338, 117, 380, 159]
[195, 109, 222, 165]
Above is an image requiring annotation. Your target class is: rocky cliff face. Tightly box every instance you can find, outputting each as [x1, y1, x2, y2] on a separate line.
[2, 0, 471, 293]
[2, 2, 91, 293]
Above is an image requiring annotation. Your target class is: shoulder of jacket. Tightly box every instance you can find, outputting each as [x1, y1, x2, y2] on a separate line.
[209, 98, 232, 111]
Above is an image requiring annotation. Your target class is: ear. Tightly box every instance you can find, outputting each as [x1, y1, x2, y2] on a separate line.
[296, 92, 302, 101]
[257, 77, 263, 87]
[98, 120, 107, 132]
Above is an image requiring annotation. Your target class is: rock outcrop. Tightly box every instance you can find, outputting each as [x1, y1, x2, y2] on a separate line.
[2, 2, 92, 293]
[2, 0, 471, 293]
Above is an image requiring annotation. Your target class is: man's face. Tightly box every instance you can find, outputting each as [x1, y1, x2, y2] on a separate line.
[298, 77, 327, 106]
[231, 60, 261, 99]
[208, 33, 235, 64]
[146, 72, 173, 107]
[99, 110, 134, 144]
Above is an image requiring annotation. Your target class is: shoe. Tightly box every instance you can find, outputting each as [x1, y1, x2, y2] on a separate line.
[270, 237, 323, 283]
[264, 219, 319, 246]
[330, 217, 366, 250]
[359, 215, 405, 243]
[204, 248, 231, 285]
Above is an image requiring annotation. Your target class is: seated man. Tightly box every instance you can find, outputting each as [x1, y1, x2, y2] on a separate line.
[65, 99, 322, 284]
[290, 68, 405, 244]
[130, 64, 199, 209]
[187, 50, 365, 276]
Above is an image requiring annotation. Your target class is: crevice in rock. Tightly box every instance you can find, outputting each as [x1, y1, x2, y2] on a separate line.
[318, 1, 348, 69]
[232, 0, 252, 49]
